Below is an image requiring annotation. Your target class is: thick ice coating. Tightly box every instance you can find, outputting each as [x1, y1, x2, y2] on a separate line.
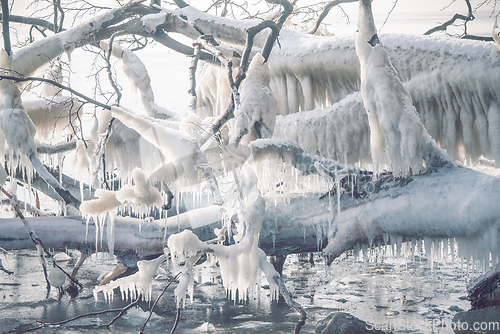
[93, 254, 166, 302]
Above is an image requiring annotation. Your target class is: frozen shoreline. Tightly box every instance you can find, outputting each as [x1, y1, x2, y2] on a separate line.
[0, 249, 476, 334]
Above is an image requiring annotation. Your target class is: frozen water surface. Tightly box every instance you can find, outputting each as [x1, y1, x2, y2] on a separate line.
[0, 248, 475, 333]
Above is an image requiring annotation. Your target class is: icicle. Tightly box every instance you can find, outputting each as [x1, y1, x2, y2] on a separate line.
[316, 224, 323, 252]
[107, 212, 115, 256]
[175, 185, 180, 232]
[94, 215, 99, 253]
[99, 213, 106, 249]
[85, 215, 89, 243]
[354, 243, 360, 260]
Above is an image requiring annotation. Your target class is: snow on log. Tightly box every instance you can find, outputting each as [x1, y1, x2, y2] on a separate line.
[0, 206, 223, 254]
[1, 163, 500, 268]
[249, 137, 500, 267]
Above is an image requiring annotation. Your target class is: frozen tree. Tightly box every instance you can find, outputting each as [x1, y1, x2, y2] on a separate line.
[1, 0, 500, 332]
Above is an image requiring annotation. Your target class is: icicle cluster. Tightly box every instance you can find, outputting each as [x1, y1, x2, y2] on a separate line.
[93, 254, 166, 302]
[167, 164, 280, 306]
[196, 28, 500, 166]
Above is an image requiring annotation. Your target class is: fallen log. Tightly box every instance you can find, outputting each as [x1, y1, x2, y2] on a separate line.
[1, 162, 499, 268]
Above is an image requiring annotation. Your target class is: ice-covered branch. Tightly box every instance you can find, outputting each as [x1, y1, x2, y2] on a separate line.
[188, 41, 202, 113]
[29, 153, 80, 206]
[36, 140, 77, 155]
[100, 39, 177, 118]
[357, 0, 452, 174]
[250, 137, 362, 177]
[103, 36, 123, 106]
[493, 18, 500, 51]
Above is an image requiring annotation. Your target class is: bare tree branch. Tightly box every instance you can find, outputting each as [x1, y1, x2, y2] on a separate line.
[306, 0, 357, 35]
[424, 0, 475, 36]
[1, 0, 12, 55]
[0, 74, 111, 110]
[139, 272, 181, 334]
[5, 15, 56, 32]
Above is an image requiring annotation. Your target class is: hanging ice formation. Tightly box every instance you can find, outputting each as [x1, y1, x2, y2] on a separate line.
[24, 96, 84, 143]
[25, 57, 80, 141]
[94, 254, 166, 302]
[273, 93, 371, 166]
[0, 49, 37, 199]
[235, 53, 277, 145]
[167, 163, 279, 306]
[193, 8, 500, 166]
[0, 50, 37, 158]
[356, 0, 451, 174]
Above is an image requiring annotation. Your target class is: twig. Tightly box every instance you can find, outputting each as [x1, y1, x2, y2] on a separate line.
[139, 271, 182, 333]
[170, 307, 181, 334]
[5, 15, 56, 32]
[0, 75, 111, 110]
[19, 294, 143, 333]
[104, 34, 123, 106]
[99, 294, 142, 327]
[424, 0, 474, 36]
[380, 0, 399, 32]
[306, 0, 357, 35]
[188, 42, 201, 113]
[0, 186, 83, 290]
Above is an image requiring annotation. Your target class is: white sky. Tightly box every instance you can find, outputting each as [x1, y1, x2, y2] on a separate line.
[8, 0, 498, 37]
